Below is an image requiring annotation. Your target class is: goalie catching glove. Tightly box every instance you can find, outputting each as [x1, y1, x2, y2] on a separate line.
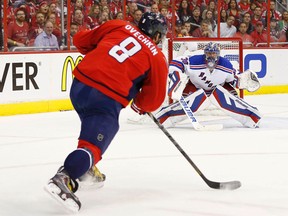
[236, 69, 261, 92]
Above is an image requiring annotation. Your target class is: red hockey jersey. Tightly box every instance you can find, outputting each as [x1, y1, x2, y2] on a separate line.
[73, 20, 168, 112]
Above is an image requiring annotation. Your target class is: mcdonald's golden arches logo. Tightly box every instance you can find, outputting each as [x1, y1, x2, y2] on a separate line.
[61, 55, 83, 91]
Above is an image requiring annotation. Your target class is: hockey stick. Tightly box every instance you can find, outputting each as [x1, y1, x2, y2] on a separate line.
[148, 112, 241, 190]
[179, 96, 223, 131]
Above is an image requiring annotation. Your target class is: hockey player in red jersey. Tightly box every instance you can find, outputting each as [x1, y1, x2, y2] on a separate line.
[44, 12, 168, 212]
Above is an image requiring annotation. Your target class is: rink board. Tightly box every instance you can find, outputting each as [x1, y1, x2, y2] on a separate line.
[0, 50, 288, 116]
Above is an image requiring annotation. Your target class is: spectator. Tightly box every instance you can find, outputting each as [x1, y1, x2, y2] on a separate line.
[28, 11, 45, 45]
[202, 0, 217, 20]
[189, 0, 201, 11]
[180, 27, 191, 37]
[86, 4, 101, 29]
[214, 15, 237, 37]
[126, 1, 138, 23]
[38, 1, 49, 20]
[189, 6, 202, 32]
[192, 19, 215, 37]
[64, 22, 79, 46]
[249, 2, 257, 16]
[70, 23, 79, 43]
[159, 6, 172, 38]
[221, 0, 230, 11]
[109, 0, 122, 19]
[115, 11, 124, 20]
[48, 1, 61, 26]
[99, 0, 109, 10]
[262, 0, 282, 21]
[255, 0, 267, 12]
[242, 12, 254, 34]
[7, 8, 30, 49]
[220, 8, 228, 23]
[99, 11, 110, 24]
[131, 9, 143, 26]
[251, 6, 265, 28]
[34, 20, 59, 49]
[160, 5, 168, 19]
[183, 21, 192, 36]
[238, 0, 251, 16]
[83, 0, 94, 13]
[47, 12, 62, 46]
[250, 21, 275, 47]
[159, 0, 170, 11]
[203, 9, 216, 31]
[6, 0, 17, 24]
[269, 18, 281, 40]
[227, 0, 241, 28]
[278, 11, 288, 32]
[177, 0, 193, 23]
[25, 0, 38, 23]
[101, 5, 114, 20]
[71, 0, 85, 13]
[233, 22, 254, 47]
[73, 9, 90, 31]
[150, 3, 159, 14]
[278, 27, 288, 46]
[175, 20, 184, 37]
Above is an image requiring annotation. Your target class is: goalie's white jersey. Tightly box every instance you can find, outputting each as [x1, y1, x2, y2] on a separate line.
[169, 54, 236, 93]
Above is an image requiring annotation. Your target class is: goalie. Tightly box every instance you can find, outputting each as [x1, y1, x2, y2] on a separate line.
[156, 42, 262, 128]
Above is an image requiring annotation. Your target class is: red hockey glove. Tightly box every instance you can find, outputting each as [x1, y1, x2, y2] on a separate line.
[131, 102, 146, 115]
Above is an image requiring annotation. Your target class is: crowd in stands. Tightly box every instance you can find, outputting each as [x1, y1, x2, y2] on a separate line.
[1, 0, 288, 51]
[173, 0, 288, 47]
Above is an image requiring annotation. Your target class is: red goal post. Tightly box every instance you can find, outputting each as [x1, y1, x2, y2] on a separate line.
[161, 37, 244, 98]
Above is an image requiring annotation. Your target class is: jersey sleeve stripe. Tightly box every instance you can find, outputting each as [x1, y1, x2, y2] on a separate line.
[215, 65, 234, 74]
[170, 60, 185, 71]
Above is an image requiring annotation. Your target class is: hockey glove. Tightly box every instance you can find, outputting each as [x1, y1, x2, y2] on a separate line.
[237, 69, 261, 92]
[131, 102, 146, 115]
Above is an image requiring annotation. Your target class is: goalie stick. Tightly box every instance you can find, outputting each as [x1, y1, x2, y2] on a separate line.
[179, 96, 223, 131]
[148, 112, 241, 190]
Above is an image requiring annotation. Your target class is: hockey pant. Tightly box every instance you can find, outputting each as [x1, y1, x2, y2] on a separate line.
[209, 85, 261, 128]
[155, 89, 211, 128]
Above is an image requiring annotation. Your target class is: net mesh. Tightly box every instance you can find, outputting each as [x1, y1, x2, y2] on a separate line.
[162, 38, 242, 71]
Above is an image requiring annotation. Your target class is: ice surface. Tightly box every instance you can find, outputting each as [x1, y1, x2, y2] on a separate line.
[1, 94, 288, 216]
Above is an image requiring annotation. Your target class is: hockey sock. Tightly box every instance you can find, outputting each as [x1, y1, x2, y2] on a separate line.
[64, 148, 93, 180]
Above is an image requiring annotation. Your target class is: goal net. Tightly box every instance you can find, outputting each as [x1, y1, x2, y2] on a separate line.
[161, 37, 243, 75]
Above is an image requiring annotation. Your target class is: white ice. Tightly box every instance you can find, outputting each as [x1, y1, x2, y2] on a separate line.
[1, 94, 288, 216]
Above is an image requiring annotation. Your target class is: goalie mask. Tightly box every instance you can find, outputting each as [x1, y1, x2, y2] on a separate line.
[138, 12, 167, 44]
[204, 42, 220, 70]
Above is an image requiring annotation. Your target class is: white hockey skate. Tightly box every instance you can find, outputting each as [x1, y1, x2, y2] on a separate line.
[44, 166, 81, 213]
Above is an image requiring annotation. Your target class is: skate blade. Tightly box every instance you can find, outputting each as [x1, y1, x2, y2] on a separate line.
[44, 183, 80, 213]
[78, 181, 104, 190]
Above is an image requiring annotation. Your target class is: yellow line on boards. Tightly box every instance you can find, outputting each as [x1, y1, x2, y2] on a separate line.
[0, 99, 73, 116]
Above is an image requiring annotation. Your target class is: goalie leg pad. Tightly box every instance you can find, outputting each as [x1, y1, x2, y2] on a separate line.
[155, 89, 209, 128]
[209, 85, 262, 128]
